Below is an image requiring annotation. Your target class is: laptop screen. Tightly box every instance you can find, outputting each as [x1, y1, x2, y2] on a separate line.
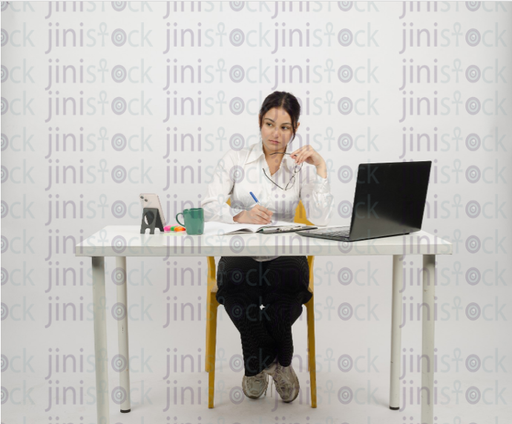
[348, 161, 432, 240]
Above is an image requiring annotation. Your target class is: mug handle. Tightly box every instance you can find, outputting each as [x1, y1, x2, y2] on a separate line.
[176, 213, 185, 227]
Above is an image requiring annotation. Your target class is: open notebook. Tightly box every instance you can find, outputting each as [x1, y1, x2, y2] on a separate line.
[203, 220, 318, 235]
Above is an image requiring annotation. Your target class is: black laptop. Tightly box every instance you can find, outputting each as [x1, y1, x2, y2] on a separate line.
[297, 161, 432, 242]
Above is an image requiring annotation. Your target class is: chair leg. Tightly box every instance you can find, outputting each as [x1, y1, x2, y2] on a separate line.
[205, 256, 216, 372]
[306, 296, 317, 408]
[205, 293, 212, 372]
[207, 292, 219, 408]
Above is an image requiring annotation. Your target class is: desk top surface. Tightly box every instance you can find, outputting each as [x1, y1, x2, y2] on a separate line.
[75, 225, 453, 257]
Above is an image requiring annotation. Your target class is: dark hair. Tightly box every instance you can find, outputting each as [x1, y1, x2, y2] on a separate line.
[258, 91, 301, 143]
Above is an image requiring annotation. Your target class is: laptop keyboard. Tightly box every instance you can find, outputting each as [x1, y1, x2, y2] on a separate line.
[318, 226, 350, 237]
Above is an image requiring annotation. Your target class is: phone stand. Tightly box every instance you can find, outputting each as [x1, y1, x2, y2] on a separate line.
[140, 208, 164, 234]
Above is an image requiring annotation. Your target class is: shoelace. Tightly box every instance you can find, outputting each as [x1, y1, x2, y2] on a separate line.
[265, 373, 291, 399]
[274, 365, 299, 401]
[254, 373, 269, 398]
[274, 373, 289, 397]
[244, 371, 269, 398]
[263, 362, 296, 400]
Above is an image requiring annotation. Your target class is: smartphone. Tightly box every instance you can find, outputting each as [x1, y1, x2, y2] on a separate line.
[139, 193, 167, 229]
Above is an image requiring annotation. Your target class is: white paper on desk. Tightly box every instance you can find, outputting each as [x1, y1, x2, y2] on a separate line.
[203, 220, 304, 235]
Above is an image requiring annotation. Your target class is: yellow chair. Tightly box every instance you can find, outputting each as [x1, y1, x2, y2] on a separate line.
[205, 199, 317, 408]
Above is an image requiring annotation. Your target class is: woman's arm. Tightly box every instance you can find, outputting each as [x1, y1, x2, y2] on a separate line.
[289, 145, 332, 225]
[315, 162, 327, 179]
[200, 151, 245, 223]
[299, 163, 334, 226]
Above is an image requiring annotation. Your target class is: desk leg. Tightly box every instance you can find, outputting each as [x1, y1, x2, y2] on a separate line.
[421, 255, 435, 424]
[92, 257, 110, 424]
[115, 256, 131, 412]
[389, 255, 403, 410]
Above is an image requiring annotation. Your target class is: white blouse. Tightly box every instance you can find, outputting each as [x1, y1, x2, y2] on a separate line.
[200, 141, 335, 262]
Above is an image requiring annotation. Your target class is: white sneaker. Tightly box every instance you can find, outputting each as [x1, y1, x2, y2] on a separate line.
[263, 357, 279, 377]
[272, 363, 300, 402]
[242, 370, 269, 399]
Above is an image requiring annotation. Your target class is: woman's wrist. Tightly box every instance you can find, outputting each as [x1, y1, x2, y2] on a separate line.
[233, 211, 243, 222]
[315, 162, 327, 179]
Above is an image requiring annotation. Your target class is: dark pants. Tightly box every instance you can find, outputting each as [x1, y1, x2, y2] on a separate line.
[216, 256, 312, 377]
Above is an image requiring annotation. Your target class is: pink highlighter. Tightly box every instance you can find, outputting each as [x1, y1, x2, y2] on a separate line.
[164, 225, 186, 232]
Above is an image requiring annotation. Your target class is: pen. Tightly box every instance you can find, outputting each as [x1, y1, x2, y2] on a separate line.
[250, 192, 275, 225]
[249, 191, 259, 205]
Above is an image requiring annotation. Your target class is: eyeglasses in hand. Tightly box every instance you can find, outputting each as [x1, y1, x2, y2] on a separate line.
[262, 152, 304, 191]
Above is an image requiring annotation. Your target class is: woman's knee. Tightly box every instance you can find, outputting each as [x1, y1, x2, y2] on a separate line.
[271, 257, 309, 288]
[216, 257, 259, 292]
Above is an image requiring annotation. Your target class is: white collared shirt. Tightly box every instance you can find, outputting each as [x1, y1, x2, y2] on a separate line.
[201, 142, 335, 262]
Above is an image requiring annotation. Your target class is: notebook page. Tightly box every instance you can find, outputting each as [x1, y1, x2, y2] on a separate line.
[203, 220, 302, 236]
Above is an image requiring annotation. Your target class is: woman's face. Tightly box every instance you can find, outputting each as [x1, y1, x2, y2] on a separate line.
[260, 107, 299, 154]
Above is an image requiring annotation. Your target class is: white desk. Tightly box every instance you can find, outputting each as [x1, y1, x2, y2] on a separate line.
[75, 225, 452, 424]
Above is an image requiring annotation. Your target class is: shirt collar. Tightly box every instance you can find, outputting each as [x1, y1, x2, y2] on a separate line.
[245, 142, 293, 172]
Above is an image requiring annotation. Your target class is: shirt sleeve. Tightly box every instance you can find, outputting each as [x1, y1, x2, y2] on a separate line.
[200, 150, 246, 224]
[299, 164, 335, 227]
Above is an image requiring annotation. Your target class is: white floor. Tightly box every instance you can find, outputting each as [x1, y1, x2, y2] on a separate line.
[5, 300, 511, 424]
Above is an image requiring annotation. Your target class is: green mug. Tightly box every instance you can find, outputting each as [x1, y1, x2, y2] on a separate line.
[176, 208, 204, 235]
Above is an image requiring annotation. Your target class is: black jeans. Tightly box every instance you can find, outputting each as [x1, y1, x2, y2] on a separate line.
[216, 256, 312, 377]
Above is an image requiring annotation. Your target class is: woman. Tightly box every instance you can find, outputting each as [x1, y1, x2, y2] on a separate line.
[201, 91, 334, 402]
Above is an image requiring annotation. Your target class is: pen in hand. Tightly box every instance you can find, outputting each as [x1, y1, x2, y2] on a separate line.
[249, 191, 259, 205]
[249, 192, 273, 224]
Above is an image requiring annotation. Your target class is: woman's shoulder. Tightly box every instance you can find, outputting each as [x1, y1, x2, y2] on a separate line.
[220, 145, 252, 157]
[219, 145, 254, 164]
[217, 148, 240, 165]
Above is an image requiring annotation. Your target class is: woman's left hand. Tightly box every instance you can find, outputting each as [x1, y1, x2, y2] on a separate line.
[290, 145, 325, 167]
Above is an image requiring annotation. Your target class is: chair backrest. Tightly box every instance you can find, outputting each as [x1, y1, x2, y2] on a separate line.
[227, 198, 313, 226]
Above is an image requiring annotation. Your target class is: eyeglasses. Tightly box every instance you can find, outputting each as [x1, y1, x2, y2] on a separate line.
[262, 152, 304, 191]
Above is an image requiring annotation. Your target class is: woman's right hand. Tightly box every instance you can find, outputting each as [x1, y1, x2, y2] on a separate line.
[234, 205, 273, 224]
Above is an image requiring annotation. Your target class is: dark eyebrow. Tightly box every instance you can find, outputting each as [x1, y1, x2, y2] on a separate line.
[264, 117, 291, 125]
